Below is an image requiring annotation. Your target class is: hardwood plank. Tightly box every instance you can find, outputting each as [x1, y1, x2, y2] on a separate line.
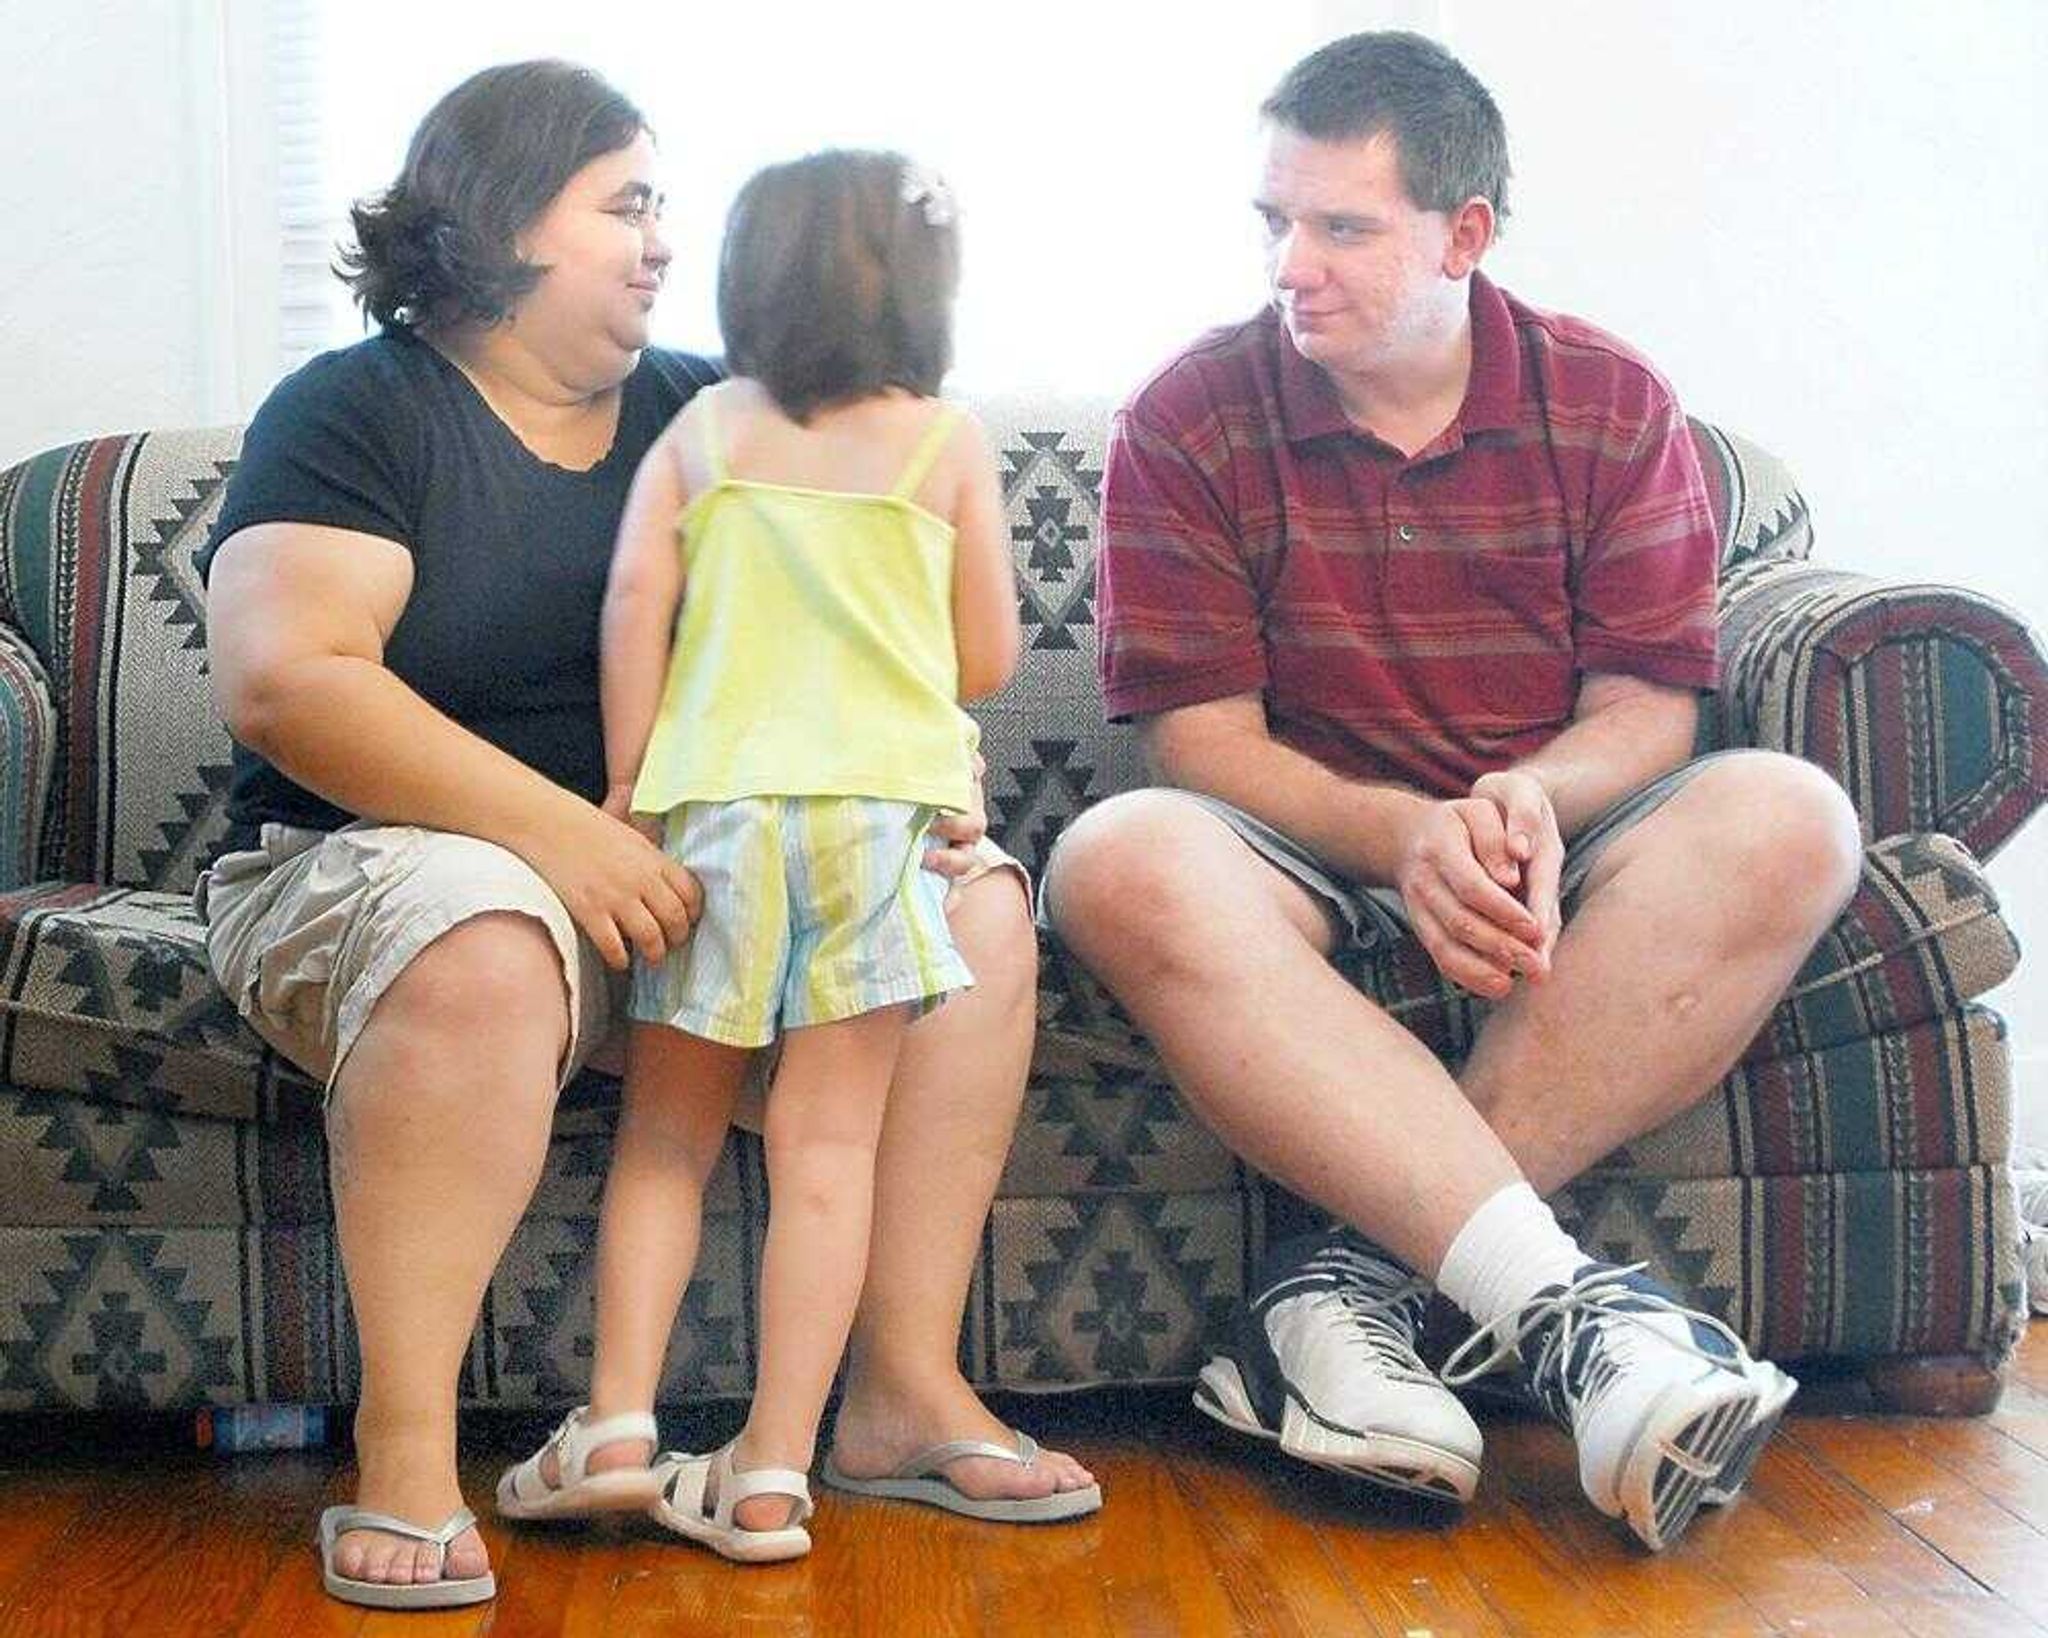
[966, 1488, 1116, 1638]
[1683, 1449, 1916, 1638]
[600, 1525, 822, 1637]
[1477, 1419, 1777, 1638]
[1307, 1490, 1514, 1638]
[1887, 1415, 2048, 1537]
[2, 1334, 2046, 1636]
[1888, 1593, 2048, 1638]
[0, 1473, 94, 1617]
[1987, 1378, 2048, 1463]
[1747, 1423, 1985, 1602]
[1054, 1442, 1218, 1638]
[1163, 1432, 1402, 1636]
[1202, 1431, 1509, 1638]
[0, 1452, 327, 1638]
[810, 1468, 991, 1638]
[1424, 1422, 1647, 1638]
[230, 1457, 364, 1638]
[1790, 1414, 2048, 1629]
[436, 1484, 637, 1638]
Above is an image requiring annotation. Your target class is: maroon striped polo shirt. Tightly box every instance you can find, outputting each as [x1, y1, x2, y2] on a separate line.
[1097, 272, 1719, 798]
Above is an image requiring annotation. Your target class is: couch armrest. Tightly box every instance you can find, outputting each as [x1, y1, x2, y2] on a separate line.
[0, 625, 56, 889]
[1717, 560, 2048, 859]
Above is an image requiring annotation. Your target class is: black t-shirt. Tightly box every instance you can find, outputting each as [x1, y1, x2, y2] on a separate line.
[199, 330, 721, 854]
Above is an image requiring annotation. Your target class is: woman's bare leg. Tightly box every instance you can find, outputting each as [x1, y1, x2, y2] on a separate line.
[830, 871, 1096, 1503]
[327, 913, 566, 1589]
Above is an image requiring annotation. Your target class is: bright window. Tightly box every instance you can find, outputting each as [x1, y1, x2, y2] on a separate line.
[290, 1, 1351, 390]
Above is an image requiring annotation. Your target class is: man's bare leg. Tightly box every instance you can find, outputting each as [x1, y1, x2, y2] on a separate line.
[1461, 753, 1863, 1192]
[1044, 790, 1521, 1274]
[1043, 765, 1860, 1545]
[327, 913, 569, 1589]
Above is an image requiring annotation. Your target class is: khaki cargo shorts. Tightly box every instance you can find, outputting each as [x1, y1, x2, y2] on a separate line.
[195, 819, 1029, 1110]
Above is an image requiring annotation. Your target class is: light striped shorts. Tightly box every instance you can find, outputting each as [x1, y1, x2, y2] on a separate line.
[632, 795, 973, 1048]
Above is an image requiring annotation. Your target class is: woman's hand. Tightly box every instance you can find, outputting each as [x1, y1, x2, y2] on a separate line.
[522, 792, 701, 971]
[925, 752, 991, 881]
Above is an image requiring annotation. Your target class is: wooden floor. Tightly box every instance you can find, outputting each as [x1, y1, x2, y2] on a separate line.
[0, 1325, 2044, 1637]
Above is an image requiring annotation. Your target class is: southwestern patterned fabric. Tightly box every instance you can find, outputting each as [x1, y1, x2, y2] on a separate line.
[0, 405, 2040, 1412]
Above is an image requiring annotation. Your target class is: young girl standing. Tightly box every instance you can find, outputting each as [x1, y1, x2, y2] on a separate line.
[495, 149, 1025, 1562]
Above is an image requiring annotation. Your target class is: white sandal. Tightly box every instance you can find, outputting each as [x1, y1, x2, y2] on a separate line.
[496, 1405, 663, 1519]
[649, 1440, 814, 1563]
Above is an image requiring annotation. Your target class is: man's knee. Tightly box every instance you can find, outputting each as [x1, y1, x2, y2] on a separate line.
[1042, 789, 1219, 950]
[1676, 752, 1864, 933]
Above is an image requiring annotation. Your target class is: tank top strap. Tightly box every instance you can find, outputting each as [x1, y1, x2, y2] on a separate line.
[697, 390, 727, 485]
[890, 403, 963, 500]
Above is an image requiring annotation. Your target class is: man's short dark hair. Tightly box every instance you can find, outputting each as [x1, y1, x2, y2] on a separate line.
[718, 150, 960, 424]
[1261, 32, 1510, 222]
[339, 60, 646, 331]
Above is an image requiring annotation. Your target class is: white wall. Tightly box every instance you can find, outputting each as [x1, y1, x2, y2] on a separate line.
[2, 4, 216, 456]
[2, 0, 2043, 1108]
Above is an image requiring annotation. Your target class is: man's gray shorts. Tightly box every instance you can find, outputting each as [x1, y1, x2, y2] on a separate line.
[1168, 754, 1730, 956]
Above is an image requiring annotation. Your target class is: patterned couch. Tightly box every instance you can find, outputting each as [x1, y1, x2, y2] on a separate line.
[0, 398, 2041, 1420]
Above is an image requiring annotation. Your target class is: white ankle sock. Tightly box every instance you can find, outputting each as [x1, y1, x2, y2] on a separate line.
[1435, 1181, 1589, 1331]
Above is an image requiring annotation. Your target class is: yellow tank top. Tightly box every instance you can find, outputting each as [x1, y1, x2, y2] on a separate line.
[630, 394, 978, 815]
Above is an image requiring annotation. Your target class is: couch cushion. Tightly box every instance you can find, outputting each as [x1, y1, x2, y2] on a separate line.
[1587, 1004, 2011, 1180]
[0, 882, 317, 1123]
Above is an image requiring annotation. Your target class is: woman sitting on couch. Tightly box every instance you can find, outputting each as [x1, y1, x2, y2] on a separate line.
[197, 59, 1096, 1611]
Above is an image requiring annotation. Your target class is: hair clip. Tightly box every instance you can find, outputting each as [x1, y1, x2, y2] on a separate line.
[900, 163, 956, 228]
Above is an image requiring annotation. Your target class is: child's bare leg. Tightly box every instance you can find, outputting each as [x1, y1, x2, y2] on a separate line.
[574, 1023, 751, 1479]
[734, 1005, 907, 1528]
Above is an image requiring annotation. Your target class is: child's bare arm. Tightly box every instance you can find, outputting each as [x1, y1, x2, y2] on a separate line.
[601, 417, 692, 814]
[947, 413, 1022, 701]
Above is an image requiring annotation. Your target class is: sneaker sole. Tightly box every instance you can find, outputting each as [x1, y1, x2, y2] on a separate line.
[1700, 1364, 1798, 1507]
[1615, 1371, 1761, 1551]
[1193, 1356, 1479, 1503]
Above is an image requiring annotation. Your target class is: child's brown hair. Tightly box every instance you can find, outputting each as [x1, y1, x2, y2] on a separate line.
[717, 149, 960, 423]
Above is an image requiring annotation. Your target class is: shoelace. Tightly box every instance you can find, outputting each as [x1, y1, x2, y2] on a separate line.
[1438, 1263, 1748, 1424]
[1263, 1242, 1436, 1385]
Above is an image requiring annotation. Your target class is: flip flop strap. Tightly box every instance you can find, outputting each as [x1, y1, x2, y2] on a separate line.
[327, 1505, 478, 1555]
[897, 1430, 1037, 1476]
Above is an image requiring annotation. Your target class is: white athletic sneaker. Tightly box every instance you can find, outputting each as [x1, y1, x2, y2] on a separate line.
[1194, 1229, 1483, 1503]
[1443, 1261, 1776, 1550]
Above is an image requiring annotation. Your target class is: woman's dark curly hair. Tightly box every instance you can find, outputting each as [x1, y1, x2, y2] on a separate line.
[338, 61, 645, 331]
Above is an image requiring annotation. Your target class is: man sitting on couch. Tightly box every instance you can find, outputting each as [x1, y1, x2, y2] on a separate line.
[1043, 30, 1864, 1550]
